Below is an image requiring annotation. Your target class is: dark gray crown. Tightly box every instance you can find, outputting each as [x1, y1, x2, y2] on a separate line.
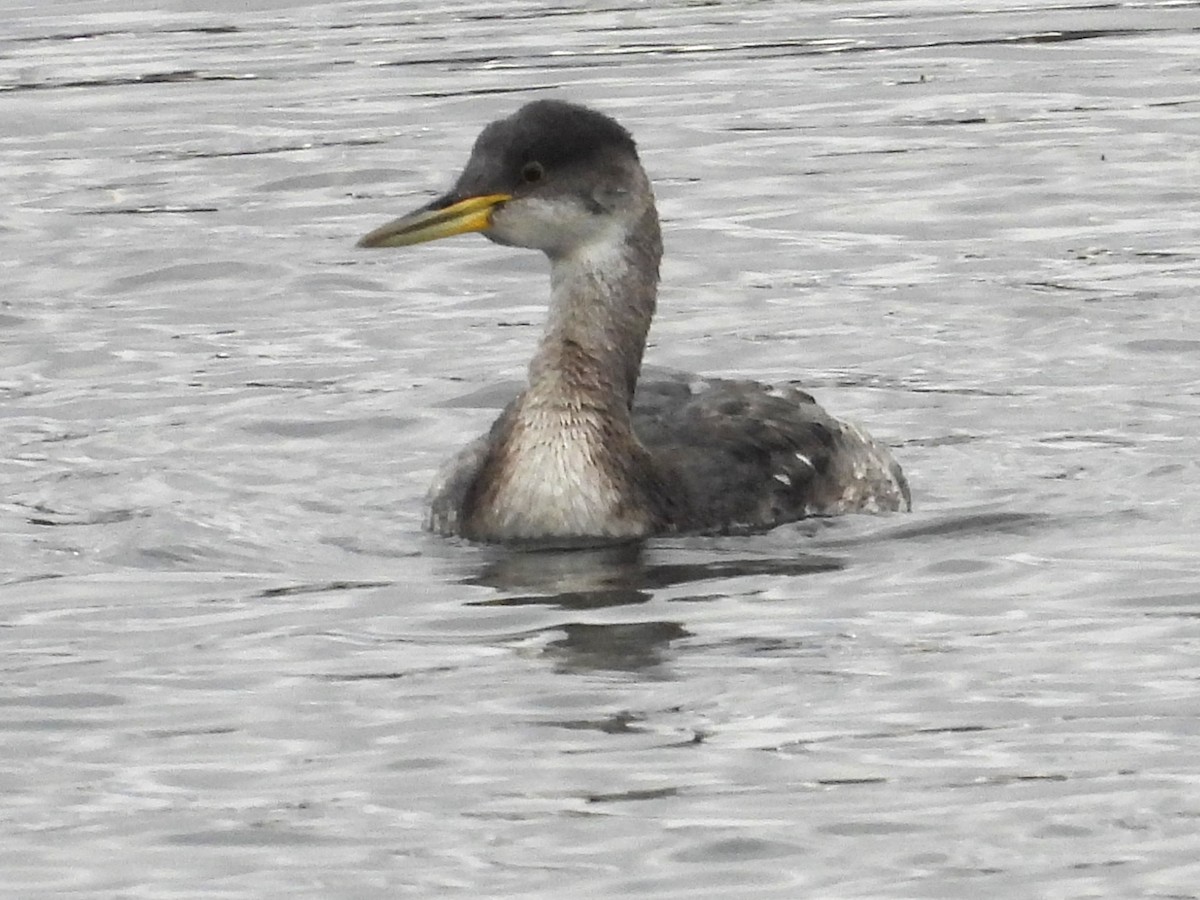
[471, 99, 638, 177]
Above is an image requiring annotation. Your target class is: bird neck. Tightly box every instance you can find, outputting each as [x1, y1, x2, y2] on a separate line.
[465, 205, 669, 544]
[525, 205, 662, 414]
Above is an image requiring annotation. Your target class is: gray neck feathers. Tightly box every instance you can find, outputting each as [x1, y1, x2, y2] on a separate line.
[527, 203, 662, 412]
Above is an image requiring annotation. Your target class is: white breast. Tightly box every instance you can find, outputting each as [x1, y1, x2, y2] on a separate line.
[474, 406, 651, 541]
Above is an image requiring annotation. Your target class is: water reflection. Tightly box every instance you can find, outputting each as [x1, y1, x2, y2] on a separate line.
[463, 541, 844, 607]
[813, 509, 1053, 548]
[542, 621, 691, 674]
[455, 542, 843, 673]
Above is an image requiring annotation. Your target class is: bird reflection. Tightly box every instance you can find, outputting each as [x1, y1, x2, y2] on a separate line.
[451, 541, 842, 674]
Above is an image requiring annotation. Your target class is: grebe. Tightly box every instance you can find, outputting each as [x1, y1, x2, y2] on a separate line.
[358, 100, 910, 545]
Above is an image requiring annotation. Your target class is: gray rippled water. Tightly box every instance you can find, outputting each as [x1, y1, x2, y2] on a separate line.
[3, 1, 1200, 897]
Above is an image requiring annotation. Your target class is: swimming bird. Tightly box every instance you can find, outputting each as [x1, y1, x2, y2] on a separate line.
[358, 99, 910, 546]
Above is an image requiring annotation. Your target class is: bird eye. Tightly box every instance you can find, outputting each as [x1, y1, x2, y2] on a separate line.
[520, 161, 544, 184]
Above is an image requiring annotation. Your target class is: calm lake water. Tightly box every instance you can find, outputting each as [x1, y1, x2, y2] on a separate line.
[3, 1, 1200, 896]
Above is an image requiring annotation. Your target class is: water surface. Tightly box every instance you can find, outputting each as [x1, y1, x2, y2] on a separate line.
[3, 1, 1200, 897]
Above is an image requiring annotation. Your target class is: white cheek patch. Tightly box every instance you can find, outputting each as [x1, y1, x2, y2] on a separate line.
[564, 220, 629, 275]
[490, 196, 602, 255]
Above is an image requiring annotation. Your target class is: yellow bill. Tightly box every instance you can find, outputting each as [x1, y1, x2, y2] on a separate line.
[357, 193, 512, 248]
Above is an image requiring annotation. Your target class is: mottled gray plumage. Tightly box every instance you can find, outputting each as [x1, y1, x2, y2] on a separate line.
[360, 99, 910, 546]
